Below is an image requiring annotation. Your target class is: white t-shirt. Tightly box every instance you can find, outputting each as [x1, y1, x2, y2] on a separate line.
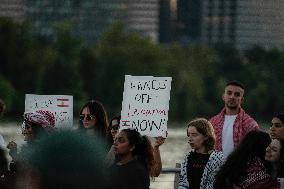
[222, 115, 237, 158]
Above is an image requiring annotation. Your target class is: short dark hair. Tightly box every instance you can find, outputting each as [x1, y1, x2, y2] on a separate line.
[226, 80, 244, 90]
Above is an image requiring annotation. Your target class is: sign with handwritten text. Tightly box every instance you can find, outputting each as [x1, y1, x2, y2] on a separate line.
[25, 94, 73, 128]
[120, 75, 172, 137]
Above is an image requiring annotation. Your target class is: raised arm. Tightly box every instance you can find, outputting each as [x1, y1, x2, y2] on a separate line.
[152, 136, 165, 177]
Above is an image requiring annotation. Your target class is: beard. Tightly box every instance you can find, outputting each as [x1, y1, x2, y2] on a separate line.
[226, 101, 239, 109]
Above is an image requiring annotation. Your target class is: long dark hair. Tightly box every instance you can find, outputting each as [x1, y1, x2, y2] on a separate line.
[108, 115, 121, 144]
[78, 100, 109, 139]
[214, 130, 272, 189]
[122, 129, 155, 176]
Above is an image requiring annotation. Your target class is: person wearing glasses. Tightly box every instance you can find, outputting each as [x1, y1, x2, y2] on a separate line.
[105, 116, 121, 166]
[78, 100, 109, 139]
[108, 115, 121, 143]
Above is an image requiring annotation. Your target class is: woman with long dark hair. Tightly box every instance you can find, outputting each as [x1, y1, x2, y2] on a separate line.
[107, 128, 155, 189]
[78, 100, 109, 139]
[265, 139, 284, 178]
[214, 130, 280, 189]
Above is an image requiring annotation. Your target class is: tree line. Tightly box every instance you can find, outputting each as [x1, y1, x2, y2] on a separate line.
[0, 17, 283, 124]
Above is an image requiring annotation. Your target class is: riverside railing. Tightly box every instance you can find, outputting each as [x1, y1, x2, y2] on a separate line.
[160, 163, 181, 189]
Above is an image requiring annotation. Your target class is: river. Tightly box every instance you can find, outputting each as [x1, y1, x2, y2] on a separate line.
[0, 122, 189, 189]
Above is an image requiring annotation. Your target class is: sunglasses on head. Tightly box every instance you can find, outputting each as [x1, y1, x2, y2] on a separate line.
[79, 114, 95, 121]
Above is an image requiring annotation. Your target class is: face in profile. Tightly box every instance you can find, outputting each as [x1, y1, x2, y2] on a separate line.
[110, 119, 120, 140]
[113, 131, 133, 157]
[80, 107, 96, 129]
[270, 117, 284, 140]
[22, 121, 34, 142]
[187, 126, 207, 153]
[265, 139, 281, 162]
[222, 85, 244, 110]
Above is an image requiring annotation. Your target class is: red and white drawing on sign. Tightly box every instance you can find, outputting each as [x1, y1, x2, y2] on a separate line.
[57, 98, 69, 107]
[121, 120, 130, 127]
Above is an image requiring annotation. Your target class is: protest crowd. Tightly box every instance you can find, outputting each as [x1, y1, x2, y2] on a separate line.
[0, 79, 284, 189]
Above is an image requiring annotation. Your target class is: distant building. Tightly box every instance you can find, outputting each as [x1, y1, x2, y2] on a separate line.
[0, 0, 26, 23]
[175, 0, 284, 50]
[126, 0, 159, 42]
[25, 0, 129, 43]
[159, 0, 172, 43]
[26, 0, 160, 44]
[0, 0, 160, 44]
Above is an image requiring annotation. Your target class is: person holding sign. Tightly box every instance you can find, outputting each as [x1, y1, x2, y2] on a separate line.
[178, 118, 224, 189]
[78, 100, 109, 140]
[105, 115, 165, 176]
[107, 128, 155, 189]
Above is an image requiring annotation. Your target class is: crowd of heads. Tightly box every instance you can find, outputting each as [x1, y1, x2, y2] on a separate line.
[1, 79, 284, 189]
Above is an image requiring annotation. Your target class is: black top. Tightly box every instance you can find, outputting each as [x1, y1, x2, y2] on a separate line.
[108, 159, 150, 189]
[187, 151, 210, 189]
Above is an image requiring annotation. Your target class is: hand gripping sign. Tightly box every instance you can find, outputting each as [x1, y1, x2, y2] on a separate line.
[25, 94, 73, 128]
[120, 75, 172, 137]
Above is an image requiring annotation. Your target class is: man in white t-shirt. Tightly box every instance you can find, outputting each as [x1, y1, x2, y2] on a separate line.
[209, 81, 259, 157]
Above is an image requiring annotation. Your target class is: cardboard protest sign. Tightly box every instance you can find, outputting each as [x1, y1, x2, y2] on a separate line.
[25, 94, 73, 128]
[120, 75, 172, 137]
